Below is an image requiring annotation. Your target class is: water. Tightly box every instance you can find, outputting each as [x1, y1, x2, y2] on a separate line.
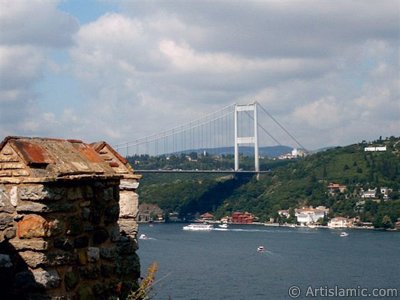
[138, 224, 400, 299]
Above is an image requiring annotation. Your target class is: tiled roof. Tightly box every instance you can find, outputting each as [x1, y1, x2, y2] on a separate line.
[0, 136, 119, 181]
[90, 141, 141, 179]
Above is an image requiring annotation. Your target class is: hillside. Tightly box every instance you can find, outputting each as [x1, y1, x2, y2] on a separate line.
[136, 136, 400, 228]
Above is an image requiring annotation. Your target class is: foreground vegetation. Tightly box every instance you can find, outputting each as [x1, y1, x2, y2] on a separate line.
[133, 136, 400, 228]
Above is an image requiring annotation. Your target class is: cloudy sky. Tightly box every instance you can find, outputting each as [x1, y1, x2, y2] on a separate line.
[0, 0, 399, 151]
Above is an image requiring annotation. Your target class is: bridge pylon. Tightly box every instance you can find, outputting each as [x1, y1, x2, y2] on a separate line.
[234, 102, 260, 173]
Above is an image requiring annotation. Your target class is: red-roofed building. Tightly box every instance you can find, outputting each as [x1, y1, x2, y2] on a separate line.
[231, 211, 254, 224]
[200, 212, 214, 221]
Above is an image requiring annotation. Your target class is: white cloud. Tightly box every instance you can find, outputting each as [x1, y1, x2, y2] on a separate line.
[1, 0, 399, 150]
[292, 96, 343, 129]
[0, 0, 78, 47]
[0, 0, 79, 138]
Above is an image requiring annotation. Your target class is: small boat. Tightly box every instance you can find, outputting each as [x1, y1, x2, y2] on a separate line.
[139, 234, 149, 240]
[340, 232, 349, 237]
[218, 223, 228, 229]
[257, 246, 266, 252]
[183, 223, 213, 231]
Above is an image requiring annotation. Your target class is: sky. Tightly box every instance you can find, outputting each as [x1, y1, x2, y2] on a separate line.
[0, 0, 399, 151]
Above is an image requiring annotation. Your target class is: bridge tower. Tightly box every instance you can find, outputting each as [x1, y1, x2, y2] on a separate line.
[234, 103, 259, 173]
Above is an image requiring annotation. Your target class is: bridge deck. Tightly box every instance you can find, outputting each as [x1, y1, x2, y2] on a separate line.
[133, 169, 270, 174]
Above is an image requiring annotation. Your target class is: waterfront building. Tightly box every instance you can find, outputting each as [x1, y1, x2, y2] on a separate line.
[231, 211, 255, 224]
[295, 206, 328, 225]
[328, 217, 352, 228]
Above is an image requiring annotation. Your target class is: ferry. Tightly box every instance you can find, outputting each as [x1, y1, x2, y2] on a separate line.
[183, 223, 214, 231]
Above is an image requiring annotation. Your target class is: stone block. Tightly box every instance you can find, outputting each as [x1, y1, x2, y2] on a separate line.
[120, 179, 139, 190]
[87, 247, 100, 263]
[10, 186, 18, 206]
[118, 219, 138, 238]
[17, 215, 49, 238]
[16, 201, 48, 213]
[46, 250, 76, 266]
[0, 213, 14, 230]
[17, 201, 76, 213]
[77, 249, 88, 265]
[99, 246, 117, 260]
[119, 191, 138, 218]
[4, 227, 16, 239]
[10, 238, 49, 250]
[32, 268, 61, 289]
[0, 186, 15, 213]
[19, 250, 47, 268]
[19, 185, 48, 201]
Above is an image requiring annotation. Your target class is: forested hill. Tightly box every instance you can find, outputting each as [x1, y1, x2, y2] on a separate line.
[134, 136, 400, 228]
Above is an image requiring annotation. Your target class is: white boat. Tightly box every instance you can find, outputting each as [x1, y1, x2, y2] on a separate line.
[139, 234, 149, 240]
[218, 223, 229, 229]
[340, 232, 349, 237]
[183, 223, 214, 231]
[257, 246, 266, 252]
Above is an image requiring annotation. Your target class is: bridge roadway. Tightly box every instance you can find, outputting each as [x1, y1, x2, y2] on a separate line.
[133, 169, 270, 174]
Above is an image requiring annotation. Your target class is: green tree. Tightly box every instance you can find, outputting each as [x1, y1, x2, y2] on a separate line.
[381, 215, 393, 229]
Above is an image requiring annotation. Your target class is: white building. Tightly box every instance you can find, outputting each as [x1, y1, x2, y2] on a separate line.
[278, 148, 307, 160]
[295, 206, 329, 225]
[361, 188, 377, 199]
[364, 146, 386, 152]
[328, 217, 352, 228]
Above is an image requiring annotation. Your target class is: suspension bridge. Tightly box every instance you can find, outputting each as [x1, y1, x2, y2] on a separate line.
[115, 102, 306, 174]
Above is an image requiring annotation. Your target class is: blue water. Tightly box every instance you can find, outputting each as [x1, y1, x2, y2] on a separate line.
[138, 224, 400, 299]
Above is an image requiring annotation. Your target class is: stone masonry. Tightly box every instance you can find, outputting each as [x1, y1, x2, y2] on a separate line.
[0, 137, 141, 300]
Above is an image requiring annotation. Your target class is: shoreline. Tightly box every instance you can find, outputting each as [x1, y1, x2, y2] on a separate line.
[139, 220, 398, 231]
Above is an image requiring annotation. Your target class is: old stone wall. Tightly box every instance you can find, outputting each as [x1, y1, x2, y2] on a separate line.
[0, 179, 140, 299]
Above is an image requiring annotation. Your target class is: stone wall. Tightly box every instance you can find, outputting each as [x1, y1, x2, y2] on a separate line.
[0, 179, 140, 299]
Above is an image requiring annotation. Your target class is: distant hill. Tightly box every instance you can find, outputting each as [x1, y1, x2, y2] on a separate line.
[137, 136, 400, 228]
[174, 145, 293, 158]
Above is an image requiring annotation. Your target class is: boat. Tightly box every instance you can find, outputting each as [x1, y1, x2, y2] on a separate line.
[218, 223, 229, 229]
[183, 223, 214, 231]
[139, 234, 149, 240]
[340, 232, 349, 237]
[307, 224, 317, 229]
[257, 246, 266, 252]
